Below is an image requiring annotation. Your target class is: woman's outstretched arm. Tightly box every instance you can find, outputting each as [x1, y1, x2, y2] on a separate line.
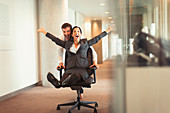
[37, 27, 65, 48]
[88, 25, 113, 46]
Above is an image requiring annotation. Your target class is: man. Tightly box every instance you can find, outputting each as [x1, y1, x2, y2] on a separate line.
[56, 23, 99, 100]
[57, 23, 98, 69]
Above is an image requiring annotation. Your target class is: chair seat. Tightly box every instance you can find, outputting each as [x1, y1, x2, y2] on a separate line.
[61, 77, 93, 88]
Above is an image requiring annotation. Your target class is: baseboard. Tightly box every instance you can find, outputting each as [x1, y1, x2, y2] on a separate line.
[0, 81, 42, 102]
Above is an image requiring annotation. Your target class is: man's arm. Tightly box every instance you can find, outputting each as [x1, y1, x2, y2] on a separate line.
[89, 46, 99, 68]
[58, 35, 64, 63]
[58, 47, 64, 64]
[57, 36, 65, 68]
[90, 46, 97, 62]
[90, 60, 99, 69]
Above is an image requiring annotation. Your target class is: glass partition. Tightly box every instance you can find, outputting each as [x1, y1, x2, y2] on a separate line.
[126, 0, 170, 67]
[124, 0, 170, 113]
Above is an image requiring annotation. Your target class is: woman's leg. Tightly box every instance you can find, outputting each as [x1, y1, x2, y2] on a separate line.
[80, 88, 84, 100]
[62, 72, 82, 85]
[47, 72, 60, 88]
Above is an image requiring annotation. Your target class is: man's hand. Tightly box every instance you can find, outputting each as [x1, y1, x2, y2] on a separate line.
[90, 64, 99, 69]
[90, 60, 99, 69]
[37, 27, 47, 35]
[56, 62, 65, 69]
[90, 61, 99, 69]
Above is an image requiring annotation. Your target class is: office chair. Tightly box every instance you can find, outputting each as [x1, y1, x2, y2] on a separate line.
[56, 48, 98, 113]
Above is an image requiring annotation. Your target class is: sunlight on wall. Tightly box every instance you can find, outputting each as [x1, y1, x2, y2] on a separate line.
[84, 19, 91, 39]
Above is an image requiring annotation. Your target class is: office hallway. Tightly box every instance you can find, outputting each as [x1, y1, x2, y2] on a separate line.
[0, 59, 114, 113]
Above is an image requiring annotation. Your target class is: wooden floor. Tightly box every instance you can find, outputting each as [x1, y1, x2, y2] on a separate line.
[0, 59, 114, 113]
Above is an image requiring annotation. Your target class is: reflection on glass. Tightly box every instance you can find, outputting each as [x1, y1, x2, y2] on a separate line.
[128, 32, 170, 66]
[126, 0, 170, 67]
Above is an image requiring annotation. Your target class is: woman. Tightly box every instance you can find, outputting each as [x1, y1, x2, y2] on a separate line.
[37, 26, 112, 88]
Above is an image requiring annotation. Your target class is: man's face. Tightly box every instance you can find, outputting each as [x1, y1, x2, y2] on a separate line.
[62, 27, 71, 40]
[71, 28, 82, 43]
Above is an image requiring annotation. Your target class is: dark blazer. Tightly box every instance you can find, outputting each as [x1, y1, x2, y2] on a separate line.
[45, 31, 107, 79]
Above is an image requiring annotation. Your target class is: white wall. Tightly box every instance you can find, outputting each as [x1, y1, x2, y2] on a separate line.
[126, 67, 170, 113]
[68, 8, 76, 26]
[102, 25, 108, 61]
[68, 8, 110, 62]
[38, 0, 68, 87]
[0, 0, 38, 97]
[75, 12, 85, 32]
[84, 18, 91, 39]
[68, 8, 86, 37]
[112, 33, 120, 56]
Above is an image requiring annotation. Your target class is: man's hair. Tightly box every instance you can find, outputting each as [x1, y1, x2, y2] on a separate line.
[71, 26, 82, 34]
[61, 23, 72, 30]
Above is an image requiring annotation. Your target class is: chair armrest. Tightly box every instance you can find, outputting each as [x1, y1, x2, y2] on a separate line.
[57, 66, 65, 71]
[90, 66, 97, 70]
[57, 66, 65, 80]
[90, 66, 97, 84]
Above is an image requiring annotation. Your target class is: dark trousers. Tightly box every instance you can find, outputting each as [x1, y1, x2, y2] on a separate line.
[61, 68, 89, 84]
[61, 72, 83, 85]
[61, 73, 84, 94]
[61, 68, 88, 94]
[47, 72, 84, 93]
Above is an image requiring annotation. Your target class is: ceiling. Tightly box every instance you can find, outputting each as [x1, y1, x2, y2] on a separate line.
[68, 0, 108, 18]
[68, 0, 153, 18]
[68, 0, 153, 25]
[68, 0, 119, 22]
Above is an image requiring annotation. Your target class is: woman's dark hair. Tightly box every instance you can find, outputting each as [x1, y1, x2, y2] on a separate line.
[71, 26, 82, 34]
[61, 23, 72, 30]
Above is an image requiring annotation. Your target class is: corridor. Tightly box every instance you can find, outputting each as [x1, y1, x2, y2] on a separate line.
[0, 59, 114, 113]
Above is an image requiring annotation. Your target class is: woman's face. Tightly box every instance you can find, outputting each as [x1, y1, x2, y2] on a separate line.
[72, 28, 82, 43]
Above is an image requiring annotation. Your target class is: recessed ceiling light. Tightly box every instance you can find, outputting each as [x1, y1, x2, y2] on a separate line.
[105, 12, 110, 14]
[100, 3, 105, 6]
[108, 17, 112, 19]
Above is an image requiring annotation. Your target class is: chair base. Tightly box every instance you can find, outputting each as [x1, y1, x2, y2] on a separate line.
[57, 100, 98, 113]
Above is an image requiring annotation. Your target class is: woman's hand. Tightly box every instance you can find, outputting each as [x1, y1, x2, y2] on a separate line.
[37, 27, 47, 35]
[106, 25, 113, 33]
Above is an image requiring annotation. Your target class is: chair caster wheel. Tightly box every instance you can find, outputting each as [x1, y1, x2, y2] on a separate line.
[57, 106, 60, 110]
[95, 103, 98, 107]
[94, 109, 97, 113]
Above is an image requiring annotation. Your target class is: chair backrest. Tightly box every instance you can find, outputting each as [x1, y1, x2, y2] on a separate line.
[87, 47, 94, 76]
[58, 47, 97, 87]
[64, 47, 93, 72]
